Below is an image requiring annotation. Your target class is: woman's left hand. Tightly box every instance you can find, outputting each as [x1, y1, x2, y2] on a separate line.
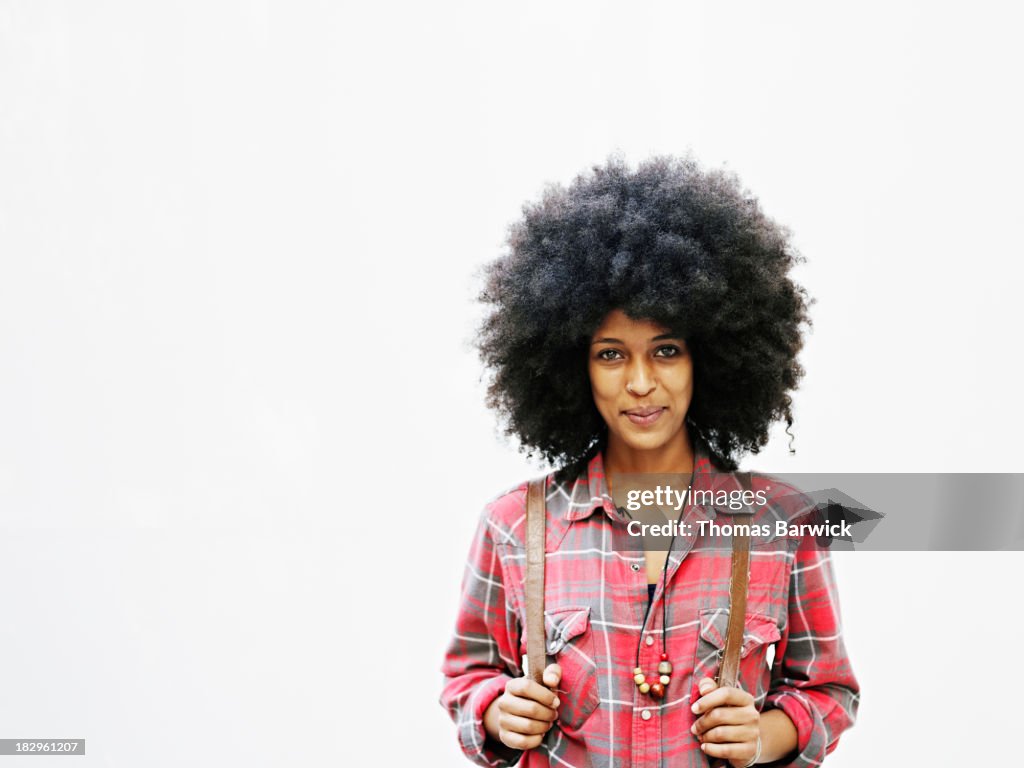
[690, 677, 760, 767]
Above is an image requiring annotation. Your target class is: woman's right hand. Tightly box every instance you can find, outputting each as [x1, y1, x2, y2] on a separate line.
[484, 663, 562, 751]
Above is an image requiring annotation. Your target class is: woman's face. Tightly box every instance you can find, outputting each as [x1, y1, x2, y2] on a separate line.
[588, 309, 693, 456]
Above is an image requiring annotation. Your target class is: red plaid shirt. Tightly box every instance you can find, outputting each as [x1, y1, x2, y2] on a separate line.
[440, 442, 859, 767]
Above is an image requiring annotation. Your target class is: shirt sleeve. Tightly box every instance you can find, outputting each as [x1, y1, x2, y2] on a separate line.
[762, 543, 860, 768]
[439, 503, 526, 767]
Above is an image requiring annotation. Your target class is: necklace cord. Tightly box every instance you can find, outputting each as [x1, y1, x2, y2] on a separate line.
[634, 473, 694, 668]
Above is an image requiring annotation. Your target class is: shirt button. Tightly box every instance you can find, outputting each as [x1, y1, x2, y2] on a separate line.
[641, 710, 652, 721]
[645, 635, 654, 646]
[631, 563, 640, 571]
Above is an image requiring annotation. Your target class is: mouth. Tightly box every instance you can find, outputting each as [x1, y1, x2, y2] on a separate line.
[622, 406, 666, 427]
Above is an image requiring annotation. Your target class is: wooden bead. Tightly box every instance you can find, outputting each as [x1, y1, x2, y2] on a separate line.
[634, 674, 646, 685]
[639, 682, 650, 694]
[658, 661, 672, 675]
[649, 682, 665, 698]
[659, 674, 670, 685]
[633, 667, 643, 676]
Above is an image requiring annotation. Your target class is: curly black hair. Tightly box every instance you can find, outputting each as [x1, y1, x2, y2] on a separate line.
[476, 154, 812, 472]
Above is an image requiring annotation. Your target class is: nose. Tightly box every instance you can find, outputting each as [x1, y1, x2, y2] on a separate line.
[626, 359, 656, 397]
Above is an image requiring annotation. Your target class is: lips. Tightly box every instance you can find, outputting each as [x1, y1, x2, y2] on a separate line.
[623, 406, 666, 427]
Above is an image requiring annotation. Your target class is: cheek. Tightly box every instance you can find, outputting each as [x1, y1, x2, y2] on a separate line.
[588, 368, 619, 409]
[668, 364, 695, 402]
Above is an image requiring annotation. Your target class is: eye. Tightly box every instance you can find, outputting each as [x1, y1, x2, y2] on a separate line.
[597, 348, 623, 361]
[654, 345, 682, 358]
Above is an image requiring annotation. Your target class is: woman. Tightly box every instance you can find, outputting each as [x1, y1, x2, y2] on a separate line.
[440, 156, 859, 767]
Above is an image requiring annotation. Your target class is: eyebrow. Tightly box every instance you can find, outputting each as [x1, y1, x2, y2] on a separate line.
[590, 333, 685, 345]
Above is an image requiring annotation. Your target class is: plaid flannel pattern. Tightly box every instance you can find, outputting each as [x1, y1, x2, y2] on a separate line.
[440, 443, 859, 767]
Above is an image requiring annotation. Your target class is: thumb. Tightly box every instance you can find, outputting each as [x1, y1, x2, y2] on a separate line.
[543, 663, 562, 689]
[697, 677, 717, 697]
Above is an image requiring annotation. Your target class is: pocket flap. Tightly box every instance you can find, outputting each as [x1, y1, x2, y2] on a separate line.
[698, 610, 781, 658]
[544, 606, 591, 655]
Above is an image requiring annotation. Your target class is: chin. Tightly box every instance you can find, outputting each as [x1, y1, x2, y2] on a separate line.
[622, 434, 671, 452]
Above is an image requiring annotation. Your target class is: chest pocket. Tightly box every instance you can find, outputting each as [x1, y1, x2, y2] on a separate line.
[691, 609, 781, 706]
[543, 606, 600, 732]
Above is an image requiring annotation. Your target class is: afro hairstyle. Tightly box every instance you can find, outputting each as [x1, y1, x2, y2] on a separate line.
[476, 154, 812, 473]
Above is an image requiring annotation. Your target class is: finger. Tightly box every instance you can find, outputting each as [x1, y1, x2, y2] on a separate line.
[693, 724, 758, 745]
[691, 684, 754, 714]
[689, 677, 716, 721]
[692, 704, 758, 734]
[500, 693, 559, 722]
[506, 676, 561, 709]
[499, 712, 556, 737]
[700, 740, 753, 763]
[500, 730, 544, 751]
[543, 663, 562, 688]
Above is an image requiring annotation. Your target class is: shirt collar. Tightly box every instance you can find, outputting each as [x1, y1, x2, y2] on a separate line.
[564, 436, 722, 523]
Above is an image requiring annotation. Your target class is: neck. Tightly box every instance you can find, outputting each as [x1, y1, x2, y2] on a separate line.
[604, 429, 695, 477]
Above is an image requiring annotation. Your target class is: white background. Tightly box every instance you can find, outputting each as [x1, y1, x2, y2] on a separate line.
[2, 2, 1023, 766]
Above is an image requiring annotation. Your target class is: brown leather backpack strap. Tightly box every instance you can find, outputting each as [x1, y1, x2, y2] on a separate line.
[716, 521, 751, 688]
[525, 477, 547, 685]
[716, 472, 753, 689]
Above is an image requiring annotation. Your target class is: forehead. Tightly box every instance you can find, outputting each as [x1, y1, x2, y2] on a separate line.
[591, 308, 673, 339]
